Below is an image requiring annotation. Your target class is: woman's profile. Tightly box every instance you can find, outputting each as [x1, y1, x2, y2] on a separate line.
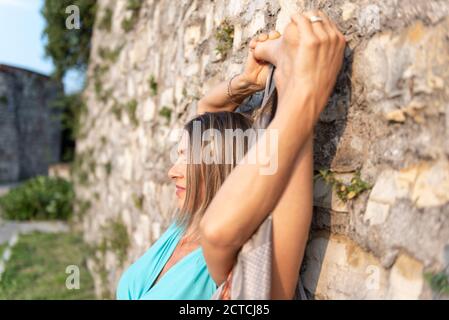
[116, 10, 346, 300]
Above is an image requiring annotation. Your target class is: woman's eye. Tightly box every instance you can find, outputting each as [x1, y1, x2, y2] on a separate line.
[178, 154, 188, 164]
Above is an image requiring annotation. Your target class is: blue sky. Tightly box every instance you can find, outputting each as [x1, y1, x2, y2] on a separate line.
[0, 0, 83, 93]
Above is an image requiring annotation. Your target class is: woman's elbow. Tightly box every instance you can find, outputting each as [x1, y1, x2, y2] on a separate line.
[196, 99, 207, 115]
[199, 218, 243, 248]
[199, 218, 225, 247]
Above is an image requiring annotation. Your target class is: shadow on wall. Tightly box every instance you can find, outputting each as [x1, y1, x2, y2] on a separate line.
[299, 46, 353, 300]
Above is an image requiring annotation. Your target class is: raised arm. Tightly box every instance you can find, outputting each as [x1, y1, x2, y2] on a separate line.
[197, 35, 278, 115]
[200, 11, 346, 287]
[196, 75, 254, 114]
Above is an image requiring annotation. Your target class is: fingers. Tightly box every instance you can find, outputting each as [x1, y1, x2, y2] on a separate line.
[249, 38, 257, 49]
[268, 30, 281, 40]
[302, 10, 329, 47]
[258, 33, 268, 41]
[291, 10, 346, 50]
[289, 12, 316, 46]
[256, 30, 280, 42]
[326, 16, 347, 47]
[315, 11, 336, 41]
[251, 30, 280, 47]
[250, 32, 270, 50]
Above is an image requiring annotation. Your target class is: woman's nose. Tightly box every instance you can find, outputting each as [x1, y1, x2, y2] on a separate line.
[168, 163, 183, 180]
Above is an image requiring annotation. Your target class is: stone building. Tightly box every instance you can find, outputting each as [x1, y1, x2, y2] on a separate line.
[0, 64, 63, 183]
[75, 0, 449, 299]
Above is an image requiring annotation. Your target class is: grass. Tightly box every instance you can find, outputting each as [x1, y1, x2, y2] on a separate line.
[0, 232, 95, 299]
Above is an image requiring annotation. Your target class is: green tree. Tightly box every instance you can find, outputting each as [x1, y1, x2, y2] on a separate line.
[41, 0, 97, 81]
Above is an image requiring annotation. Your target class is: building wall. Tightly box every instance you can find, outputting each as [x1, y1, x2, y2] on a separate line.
[0, 64, 63, 183]
[76, 0, 449, 299]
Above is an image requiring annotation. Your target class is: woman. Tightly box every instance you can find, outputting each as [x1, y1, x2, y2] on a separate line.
[117, 10, 346, 300]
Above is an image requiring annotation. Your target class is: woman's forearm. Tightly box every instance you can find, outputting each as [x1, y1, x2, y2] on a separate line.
[197, 74, 260, 114]
[200, 88, 317, 248]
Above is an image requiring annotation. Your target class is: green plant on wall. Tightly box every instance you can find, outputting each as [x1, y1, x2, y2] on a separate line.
[100, 218, 130, 267]
[72, 148, 96, 187]
[132, 194, 144, 211]
[159, 105, 172, 124]
[76, 199, 92, 219]
[100, 88, 113, 104]
[148, 75, 158, 96]
[77, 170, 89, 186]
[105, 161, 113, 177]
[316, 169, 372, 202]
[71, 154, 89, 186]
[424, 271, 449, 297]
[98, 45, 122, 63]
[89, 242, 111, 299]
[98, 7, 113, 32]
[121, 0, 143, 32]
[100, 135, 107, 146]
[215, 20, 234, 58]
[93, 63, 111, 102]
[88, 158, 97, 176]
[126, 99, 139, 127]
[111, 100, 123, 121]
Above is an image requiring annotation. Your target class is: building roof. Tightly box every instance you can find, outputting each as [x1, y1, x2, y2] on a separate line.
[0, 63, 51, 79]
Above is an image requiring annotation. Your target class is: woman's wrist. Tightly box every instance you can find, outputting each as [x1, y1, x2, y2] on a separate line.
[276, 84, 320, 133]
[229, 74, 261, 98]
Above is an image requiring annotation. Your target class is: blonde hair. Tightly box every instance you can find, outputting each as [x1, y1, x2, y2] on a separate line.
[174, 111, 254, 241]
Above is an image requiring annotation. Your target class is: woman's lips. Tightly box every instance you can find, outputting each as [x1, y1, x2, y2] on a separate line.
[176, 185, 185, 196]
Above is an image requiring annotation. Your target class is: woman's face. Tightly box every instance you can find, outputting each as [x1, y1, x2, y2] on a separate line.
[168, 132, 189, 209]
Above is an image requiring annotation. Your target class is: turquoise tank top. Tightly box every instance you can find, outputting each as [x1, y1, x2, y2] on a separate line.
[116, 220, 218, 299]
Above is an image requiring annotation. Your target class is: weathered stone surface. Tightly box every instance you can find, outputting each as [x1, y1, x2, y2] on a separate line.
[302, 232, 390, 299]
[302, 232, 428, 299]
[387, 253, 424, 299]
[364, 161, 449, 228]
[77, 0, 449, 299]
[411, 161, 449, 208]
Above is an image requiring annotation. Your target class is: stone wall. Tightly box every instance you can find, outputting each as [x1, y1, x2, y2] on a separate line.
[0, 64, 63, 183]
[75, 0, 449, 299]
